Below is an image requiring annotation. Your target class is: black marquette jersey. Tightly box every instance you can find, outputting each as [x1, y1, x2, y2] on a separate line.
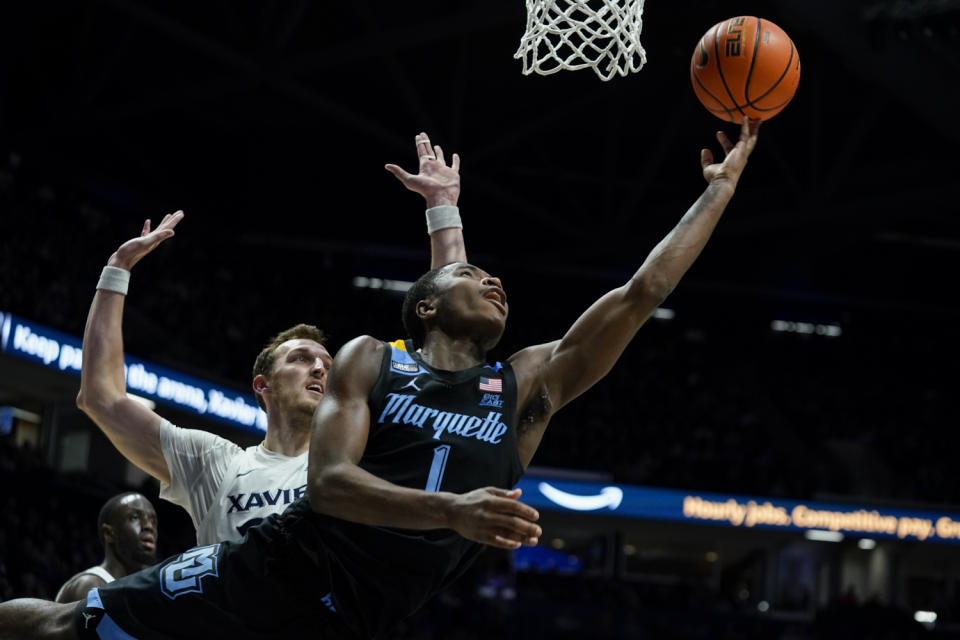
[302, 339, 525, 639]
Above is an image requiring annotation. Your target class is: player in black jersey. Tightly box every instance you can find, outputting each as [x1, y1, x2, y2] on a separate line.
[0, 118, 760, 639]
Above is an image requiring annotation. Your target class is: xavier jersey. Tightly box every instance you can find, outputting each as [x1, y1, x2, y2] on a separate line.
[302, 339, 526, 639]
[158, 420, 307, 545]
[55, 565, 114, 602]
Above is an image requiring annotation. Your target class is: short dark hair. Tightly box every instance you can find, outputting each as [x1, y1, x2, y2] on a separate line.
[252, 324, 327, 410]
[402, 265, 447, 349]
[97, 492, 140, 547]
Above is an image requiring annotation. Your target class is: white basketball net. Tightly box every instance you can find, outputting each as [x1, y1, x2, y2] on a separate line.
[514, 0, 647, 81]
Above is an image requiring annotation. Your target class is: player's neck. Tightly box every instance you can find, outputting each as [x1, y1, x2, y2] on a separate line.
[262, 412, 310, 456]
[102, 552, 132, 580]
[419, 333, 485, 371]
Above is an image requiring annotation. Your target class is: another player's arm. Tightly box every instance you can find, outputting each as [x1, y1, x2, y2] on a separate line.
[429, 227, 466, 267]
[510, 119, 761, 466]
[386, 132, 467, 267]
[75, 212, 185, 485]
[308, 336, 540, 549]
[54, 574, 105, 604]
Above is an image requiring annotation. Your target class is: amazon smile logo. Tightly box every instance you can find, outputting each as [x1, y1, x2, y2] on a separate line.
[537, 482, 624, 511]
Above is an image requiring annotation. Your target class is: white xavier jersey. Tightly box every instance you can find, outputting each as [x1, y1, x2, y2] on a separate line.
[54, 565, 114, 602]
[158, 419, 308, 546]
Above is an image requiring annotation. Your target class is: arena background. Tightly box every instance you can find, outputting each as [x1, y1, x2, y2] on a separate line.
[2, 0, 959, 637]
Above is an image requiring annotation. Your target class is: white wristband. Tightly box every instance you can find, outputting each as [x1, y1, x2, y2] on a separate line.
[425, 205, 462, 234]
[97, 266, 130, 295]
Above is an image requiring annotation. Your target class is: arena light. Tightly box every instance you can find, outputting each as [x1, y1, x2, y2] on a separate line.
[804, 529, 844, 542]
[0, 407, 40, 436]
[771, 320, 842, 337]
[652, 307, 675, 320]
[0, 406, 41, 436]
[914, 610, 937, 624]
[858, 538, 877, 550]
[6, 406, 41, 424]
[0, 311, 10, 350]
[353, 276, 413, 293]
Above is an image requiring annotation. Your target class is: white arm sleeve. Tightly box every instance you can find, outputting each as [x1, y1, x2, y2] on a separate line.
[158, 419, 243, 531]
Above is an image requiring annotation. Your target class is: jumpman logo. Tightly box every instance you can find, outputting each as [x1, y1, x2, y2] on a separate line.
[401, 376, 423, 392]
[81, 612, 95, 628]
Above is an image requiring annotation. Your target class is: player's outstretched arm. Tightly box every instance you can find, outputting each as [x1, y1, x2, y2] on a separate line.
[307, 336, 540, 550]
[385, 132, 467, 267]
[0, 598, 77, 639]
[76, 211, 185, 485]
[510, 119, 761, 464]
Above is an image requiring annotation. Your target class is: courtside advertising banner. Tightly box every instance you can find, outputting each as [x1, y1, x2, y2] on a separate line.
[516, 476, 960, 545]
[0, 312, 267, 434]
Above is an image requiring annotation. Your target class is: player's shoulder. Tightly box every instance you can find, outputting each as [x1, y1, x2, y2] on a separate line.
[56, 571, 107, 603]
[334, 335, 388, 368]
[325, 336, 387, 392]
[507, 340, 562, 421]
[160, 419, 243, 456]
[340, 334, 386, 354]
[508, 340, 560, 376]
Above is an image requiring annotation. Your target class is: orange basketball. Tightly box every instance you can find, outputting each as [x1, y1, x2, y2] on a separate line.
[690, 17, 800, 123]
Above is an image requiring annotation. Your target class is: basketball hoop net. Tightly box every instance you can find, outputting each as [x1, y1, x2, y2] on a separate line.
[514, 0, 647, 81]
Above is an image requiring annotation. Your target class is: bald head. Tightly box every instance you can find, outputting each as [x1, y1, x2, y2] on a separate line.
[97, 492, 158, 568]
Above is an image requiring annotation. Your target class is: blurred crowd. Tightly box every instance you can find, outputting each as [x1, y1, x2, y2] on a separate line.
[2, 151, 959, 637]
[0, 438, 193, 602]
[534, 315, 952, 504]
[1, 150, 955, 507]
[403, 567, 943, 640]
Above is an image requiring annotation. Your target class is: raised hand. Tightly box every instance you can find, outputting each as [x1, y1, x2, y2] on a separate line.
[701, 117, 761, 188]
[447, 487, 541, 550]
[385, 132, 461, 208]
[107, 210, 184, 271]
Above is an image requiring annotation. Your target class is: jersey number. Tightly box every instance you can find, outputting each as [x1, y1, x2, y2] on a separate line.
[160, 544, 221, 600]
[424, 445, 451, 492]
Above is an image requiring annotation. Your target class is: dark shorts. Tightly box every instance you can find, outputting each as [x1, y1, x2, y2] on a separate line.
[73, 504, 357, 639]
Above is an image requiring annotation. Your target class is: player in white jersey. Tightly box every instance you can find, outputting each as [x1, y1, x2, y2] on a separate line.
[54, 493, 158, 603]
[154, 322, 330, 543]
[157, 385, 314, 544]
[76, 133, 469, 545]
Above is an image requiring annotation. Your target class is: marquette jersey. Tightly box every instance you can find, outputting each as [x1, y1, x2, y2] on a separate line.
[302, 339, 526, 639]
[158, 420, 308, 545]
[80, 340, 526, 640]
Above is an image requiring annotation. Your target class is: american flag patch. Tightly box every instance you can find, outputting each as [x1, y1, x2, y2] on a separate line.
[478, 377, 502, 393]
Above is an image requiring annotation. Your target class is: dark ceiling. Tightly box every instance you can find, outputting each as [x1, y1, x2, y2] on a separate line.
[3, 1, 959, 370]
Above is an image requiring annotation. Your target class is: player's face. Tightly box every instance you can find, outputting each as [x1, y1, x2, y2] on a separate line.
[111, 495, 158, 568]
[268, 339, 333, 417]
[432, 263, 508, 347]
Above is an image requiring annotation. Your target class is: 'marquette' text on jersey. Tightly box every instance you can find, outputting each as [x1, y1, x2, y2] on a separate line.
[377, 393, 508, 443]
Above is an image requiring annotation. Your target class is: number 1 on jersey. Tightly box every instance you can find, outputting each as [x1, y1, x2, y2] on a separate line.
[425, 444, 451, 492]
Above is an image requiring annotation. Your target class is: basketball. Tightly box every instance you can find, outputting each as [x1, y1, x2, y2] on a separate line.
[690, 17, 800, 123]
